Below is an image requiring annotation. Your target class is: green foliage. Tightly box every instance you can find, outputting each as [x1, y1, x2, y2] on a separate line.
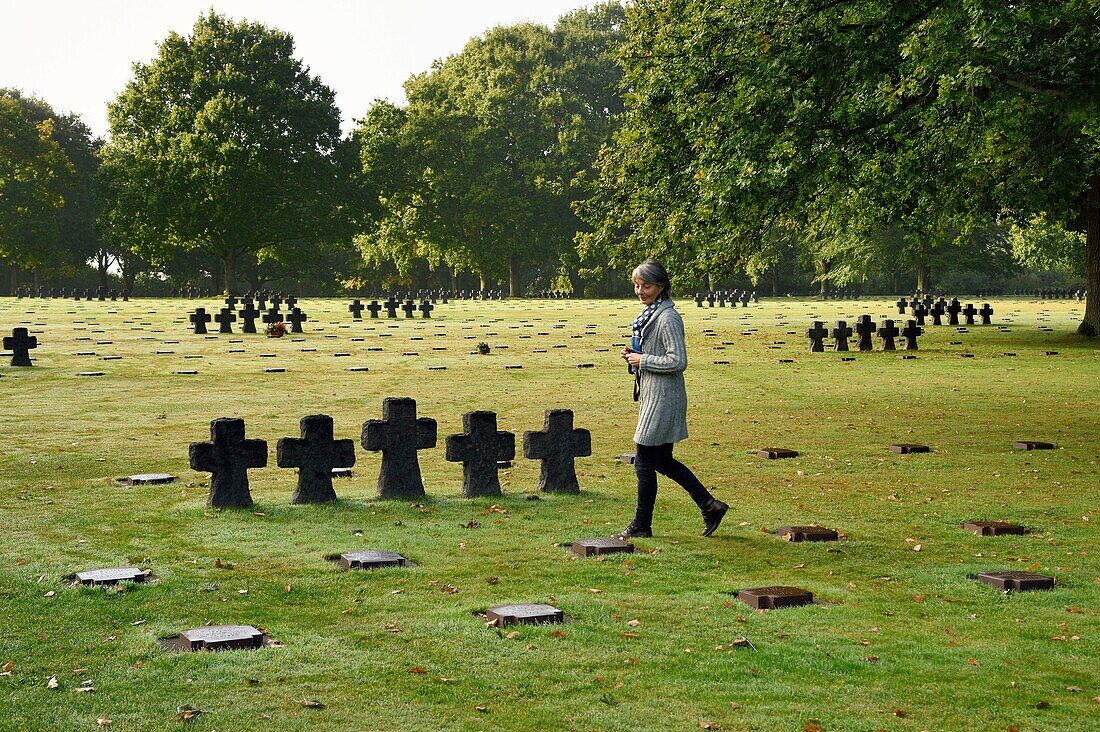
[101, 11, 343, 293]
[584, 1, 1099, 319]
[1009, 214, 1086, 274]
[0, 90, 75, 274]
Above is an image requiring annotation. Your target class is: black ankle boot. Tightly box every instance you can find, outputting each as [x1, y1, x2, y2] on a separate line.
[616, 523, 652, 539]
[701, 499, 728, 537]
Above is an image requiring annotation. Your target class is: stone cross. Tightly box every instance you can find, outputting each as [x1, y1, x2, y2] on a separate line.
[367, 300, 383, 319]
[285, 296, 298, 309]
[946, 298, 962, 325]
[901, 319, 922, 350]
[188, 418, 267, 508]
[214, 308, 236, 334]
[979, 303, 994, 325]
[853, 315, 875, 351]
[445, 411, 516, 498]
[694, 293, 704, 308]
[361, 397, 437, 499]
[830, 321, 852, 352]
[912, 302, 927, 326]
[929, 301, 944, 326]
[277, 414, 355, 504]
[225, 295, 238, 309]
[239, 302, 260, 333]
[349, 300, 365, 319]
[286, 307, 307, 333]
[962, 303, 977, 325]
[895, 297, 907, 314]
[418, 299, 434, 318]
[706, 293, 715, 307]
[4, 327, 38, 366]
[402, 300, 416, 318]
[189, 308, 212, 334]
[262, 307, 283, 326]
[384, 297, 399, 319]
[522, 409, 592, 493]
[806, 321, 828, 352]
[877, 319, 899, 350]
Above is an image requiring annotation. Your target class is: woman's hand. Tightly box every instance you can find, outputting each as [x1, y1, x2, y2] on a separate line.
[621, 348, 643, 368]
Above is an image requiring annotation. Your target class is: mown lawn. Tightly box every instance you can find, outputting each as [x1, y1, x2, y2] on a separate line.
[1, 294, 1097, 731]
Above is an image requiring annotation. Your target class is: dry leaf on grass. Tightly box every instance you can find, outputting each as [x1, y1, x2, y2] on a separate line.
[47, 676, 59, 689]
[300, 699, 325, 708]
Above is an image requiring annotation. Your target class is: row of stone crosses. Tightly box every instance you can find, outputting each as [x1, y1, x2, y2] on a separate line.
[693, 290, 758, 307]
[895, 296, 994, 326]
[1024, 288, 1087, 301]
[14, 285, 130, 301]
[807, 317, 927, 352]
[188, 399, 591, 508]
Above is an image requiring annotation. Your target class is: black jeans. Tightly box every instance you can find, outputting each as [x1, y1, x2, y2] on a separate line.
[633, 442, 714, 529]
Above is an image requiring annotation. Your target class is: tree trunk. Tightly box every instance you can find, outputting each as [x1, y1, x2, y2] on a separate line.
[916, 262, 930, 293]
[222, 256, 235, 295]
[567, 267, 584, 297]
[771, 262, 778, 297]
[9, 263, 17, 295]
[479, 272, 489, 291]
[508, 257, 520, 297]
[890, 270, 898, 294]
[1078, 176, 1099, 336]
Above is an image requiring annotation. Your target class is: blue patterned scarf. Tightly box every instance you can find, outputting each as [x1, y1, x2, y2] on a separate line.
[631, 295, 667, 341]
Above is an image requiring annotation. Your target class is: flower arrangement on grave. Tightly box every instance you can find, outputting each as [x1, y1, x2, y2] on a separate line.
[264, 321, 287, 338]
[476, 341, 490, 355]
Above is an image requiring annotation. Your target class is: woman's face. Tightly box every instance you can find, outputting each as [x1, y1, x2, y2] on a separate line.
[633, 277, 662, 305]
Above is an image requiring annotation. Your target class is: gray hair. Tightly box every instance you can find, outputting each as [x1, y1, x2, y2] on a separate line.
[631, 259, 672, 296]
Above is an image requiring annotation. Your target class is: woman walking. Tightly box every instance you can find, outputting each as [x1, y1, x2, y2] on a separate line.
[618, 260, 728, 538]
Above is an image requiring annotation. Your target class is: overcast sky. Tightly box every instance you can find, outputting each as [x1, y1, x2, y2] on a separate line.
[1, 0, 593, 139]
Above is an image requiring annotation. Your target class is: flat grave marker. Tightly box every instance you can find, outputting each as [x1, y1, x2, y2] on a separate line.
[485, 604, 564, 627]
[75, 567, 147, 586]
[174, 625, 267, 652]
[737, 586, 814, 609]
[977, 571, 1054, 592]
[571, 538, 634, 557]
[758, 448, 798, 459]
[339, 550, 411, 570]
[963, 521, 1027, 536]
[777, 526, 838, 542]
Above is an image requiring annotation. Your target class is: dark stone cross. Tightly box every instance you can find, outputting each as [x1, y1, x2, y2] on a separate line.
[706, 293, 716, 307]
[189, 308, 212, 334]
[522, 409, 592, 494]
[929, 301, 945, 326]
[895, 297, 908, 314]
[188, 417, 268, 508]
[286, 307, 307, 333]
[853, 315, 875, 351]
[961, 303, 978, 325]
[384, 297, 399, 319]
[979, 303, 994, 325]
[367, 300, 383, 318]
[239, 302, 260, 333]
[445, 410, 516, 498]
[284, 296, 298, 309]
[901, 319, 922, 350]
[877, 319, 899, 350]
[402, 299, 416, 318]
[946, 298, 962, 325]
[4, 327, 38, 366]
[418, 299, 434, 318]
[276, 414, 355, 504]
[214, 308, 236, 334]
[830, 321, 852, 352]
[911, 302, 927, 326]
[225, 295, 238, 309]
[806, 321, 828, 352]
[262, 307, 283, 326]
[361, 397, 437, 499]
[694, 293, 704, 307]
[349, 300, 365, 319]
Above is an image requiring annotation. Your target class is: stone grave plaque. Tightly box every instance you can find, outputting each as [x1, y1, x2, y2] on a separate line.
[777, 526, 838, 542]
[964, 521, 1027, 536]
[758, 448, 798, 459]
[889, 444, 930, 454]
[178, 625, 266, 651]
[977, 571, 1054, 591]
[339, 550, 409, 570]
[126, 473, 178, 485]
[485, 604, 564, 627]
[75, 567, 147, 586]
[737, 586, 813, 609]
[571, 538, 635, 557]
[331, 467, 354, 478]
[1013, 441, 1054, 450]
[619, 453, 636, 465]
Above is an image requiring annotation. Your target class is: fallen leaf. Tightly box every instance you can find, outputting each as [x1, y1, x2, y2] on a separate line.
[863, 656, 880, 663]
[47, 676, 59, 689]
[300, 699, 325, 708]
[475, 705, 489, 713]
[698, 722, 721, 730]
[912, 544, 922, 552]
[213, 558, 222, 568]
[1034, 700, 1050, 709]
[75, 681, 96, 693]
[407, 667, 427, 674]
[627, 619, 640, 627]
[131, 619, 146, 626]
[619, 632, 639, 639]
[551, 630, 566, 639]
[44, 591, 55, 597]
[968, 658, 981, 667]
[438, 676, 452, 683]
[96, 718, 111, 727]
[729, 702, 741, 710]
[892, 709, 907, 717]
[804, 721, 824, 732]
[1066, 607, 1084, 614]
[1066, 686, 1083, 693]
[177, 704, 203, 720]
[504, 631, 520, 640]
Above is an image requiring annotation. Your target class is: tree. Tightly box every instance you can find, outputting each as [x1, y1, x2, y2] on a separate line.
[102, 11, 342, 294]
[584, 1, 1100, 333]
[0, 90, 73, 293]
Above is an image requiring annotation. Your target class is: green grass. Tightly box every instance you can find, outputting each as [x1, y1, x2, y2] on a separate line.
[1, 295, 1097, 731]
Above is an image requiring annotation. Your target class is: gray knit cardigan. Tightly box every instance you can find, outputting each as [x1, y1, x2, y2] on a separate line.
[633, 298, 689, 446]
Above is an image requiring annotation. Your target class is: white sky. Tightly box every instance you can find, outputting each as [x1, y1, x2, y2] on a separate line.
[0, 0, 593, 139]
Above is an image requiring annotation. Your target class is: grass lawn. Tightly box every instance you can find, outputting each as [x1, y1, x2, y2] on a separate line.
[1, 294, 1097, 731]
